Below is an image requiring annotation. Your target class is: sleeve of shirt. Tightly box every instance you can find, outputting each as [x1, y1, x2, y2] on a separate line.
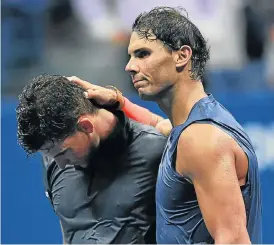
[41, 153, 92, 220]
[41, 157, 96, 243]
[45, 164, 91, 218]
[41, 154, 56, 203]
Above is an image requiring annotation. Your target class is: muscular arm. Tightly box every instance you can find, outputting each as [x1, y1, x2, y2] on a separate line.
[176, 123, 250, 244]
[122, 97, 172, 135]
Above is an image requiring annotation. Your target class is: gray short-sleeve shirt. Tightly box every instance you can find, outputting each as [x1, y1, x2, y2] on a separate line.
[42, 114, 167, 244]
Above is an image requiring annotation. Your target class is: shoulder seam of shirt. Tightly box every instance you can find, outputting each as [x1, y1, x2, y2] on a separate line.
[133, 128, 167, 136]
[132, 129, 167, 141]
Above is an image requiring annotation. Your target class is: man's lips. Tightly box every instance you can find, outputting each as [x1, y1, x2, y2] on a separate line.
[133, 80, 147, 89]
[133, 79, 145, 84]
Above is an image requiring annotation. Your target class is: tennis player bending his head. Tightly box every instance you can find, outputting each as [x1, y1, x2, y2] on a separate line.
[16, 74, 167, 244]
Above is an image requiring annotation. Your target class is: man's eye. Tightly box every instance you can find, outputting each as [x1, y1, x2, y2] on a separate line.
[137, 51, 150, 58]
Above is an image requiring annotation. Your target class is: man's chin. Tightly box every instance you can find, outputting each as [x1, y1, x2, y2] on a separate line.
[138, 90, 158, 101]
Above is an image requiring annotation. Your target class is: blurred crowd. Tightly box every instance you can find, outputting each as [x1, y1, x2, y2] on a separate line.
[2, 0, 274, 96]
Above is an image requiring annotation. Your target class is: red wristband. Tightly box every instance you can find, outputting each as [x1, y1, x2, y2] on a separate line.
[122, 97, 158, 126]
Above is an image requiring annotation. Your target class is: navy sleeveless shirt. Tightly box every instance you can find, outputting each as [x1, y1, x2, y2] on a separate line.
[156, 94, 262, 244]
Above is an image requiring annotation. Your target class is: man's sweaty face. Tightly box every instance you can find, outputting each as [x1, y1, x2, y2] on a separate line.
[41, 131, 94, 169]
[126, 31, 177, 100]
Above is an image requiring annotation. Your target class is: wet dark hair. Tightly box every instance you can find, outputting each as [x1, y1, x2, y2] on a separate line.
[132, 6, 210, 80]
[16, 74, 98, 155]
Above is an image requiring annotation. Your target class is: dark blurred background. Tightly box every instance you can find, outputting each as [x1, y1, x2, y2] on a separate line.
[2, 0, 274, 243]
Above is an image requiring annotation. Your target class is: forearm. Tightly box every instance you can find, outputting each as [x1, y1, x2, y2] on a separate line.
[70, 79, 164, 127]
[121, 97, 164, 127]
[214, 225, 251, 244]
[215, 231, 251, 244]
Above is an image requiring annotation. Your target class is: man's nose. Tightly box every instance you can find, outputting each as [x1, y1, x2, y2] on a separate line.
[125, 61, 140, 73]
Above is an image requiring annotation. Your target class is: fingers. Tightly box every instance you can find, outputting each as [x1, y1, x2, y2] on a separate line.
[67, 76, 94, 90]
[85, 89, 100, 100]
[67, 76, 107, 91]
[67, 76, 117, 106]
[85, 88, 117, 105]
[83, 89, 106, 105]
[67, 76, 85, 84]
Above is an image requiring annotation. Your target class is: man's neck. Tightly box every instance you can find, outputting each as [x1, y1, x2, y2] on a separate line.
[94, 109, 118, 140]
[90, 110, 129, 167]
[157, 78, 207, 127]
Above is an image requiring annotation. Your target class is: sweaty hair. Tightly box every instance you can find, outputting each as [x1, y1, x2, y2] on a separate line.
[16, 74, 98, 155]
[132, 6, 210, 80]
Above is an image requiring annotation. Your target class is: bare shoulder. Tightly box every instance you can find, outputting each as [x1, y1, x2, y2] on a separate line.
[176, 123, 237, 178]
[178, 123, 236, 154]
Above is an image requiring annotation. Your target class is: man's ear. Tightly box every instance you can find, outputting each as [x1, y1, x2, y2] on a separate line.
[77, 117, 94, 135]
[175, 45, 192, 70]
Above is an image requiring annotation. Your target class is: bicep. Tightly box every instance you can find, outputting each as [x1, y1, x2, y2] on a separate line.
[192, 153, 247, 240]
[176, 125, 248, 242]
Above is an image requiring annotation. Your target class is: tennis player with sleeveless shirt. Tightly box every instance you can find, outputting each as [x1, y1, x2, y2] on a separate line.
[71, 6, 262, 244]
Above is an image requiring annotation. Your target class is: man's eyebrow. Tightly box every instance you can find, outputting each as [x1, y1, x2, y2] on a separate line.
[128, 48, 149, 56]
[53, 148, 69, 159]
[128, 48, 140, 55]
